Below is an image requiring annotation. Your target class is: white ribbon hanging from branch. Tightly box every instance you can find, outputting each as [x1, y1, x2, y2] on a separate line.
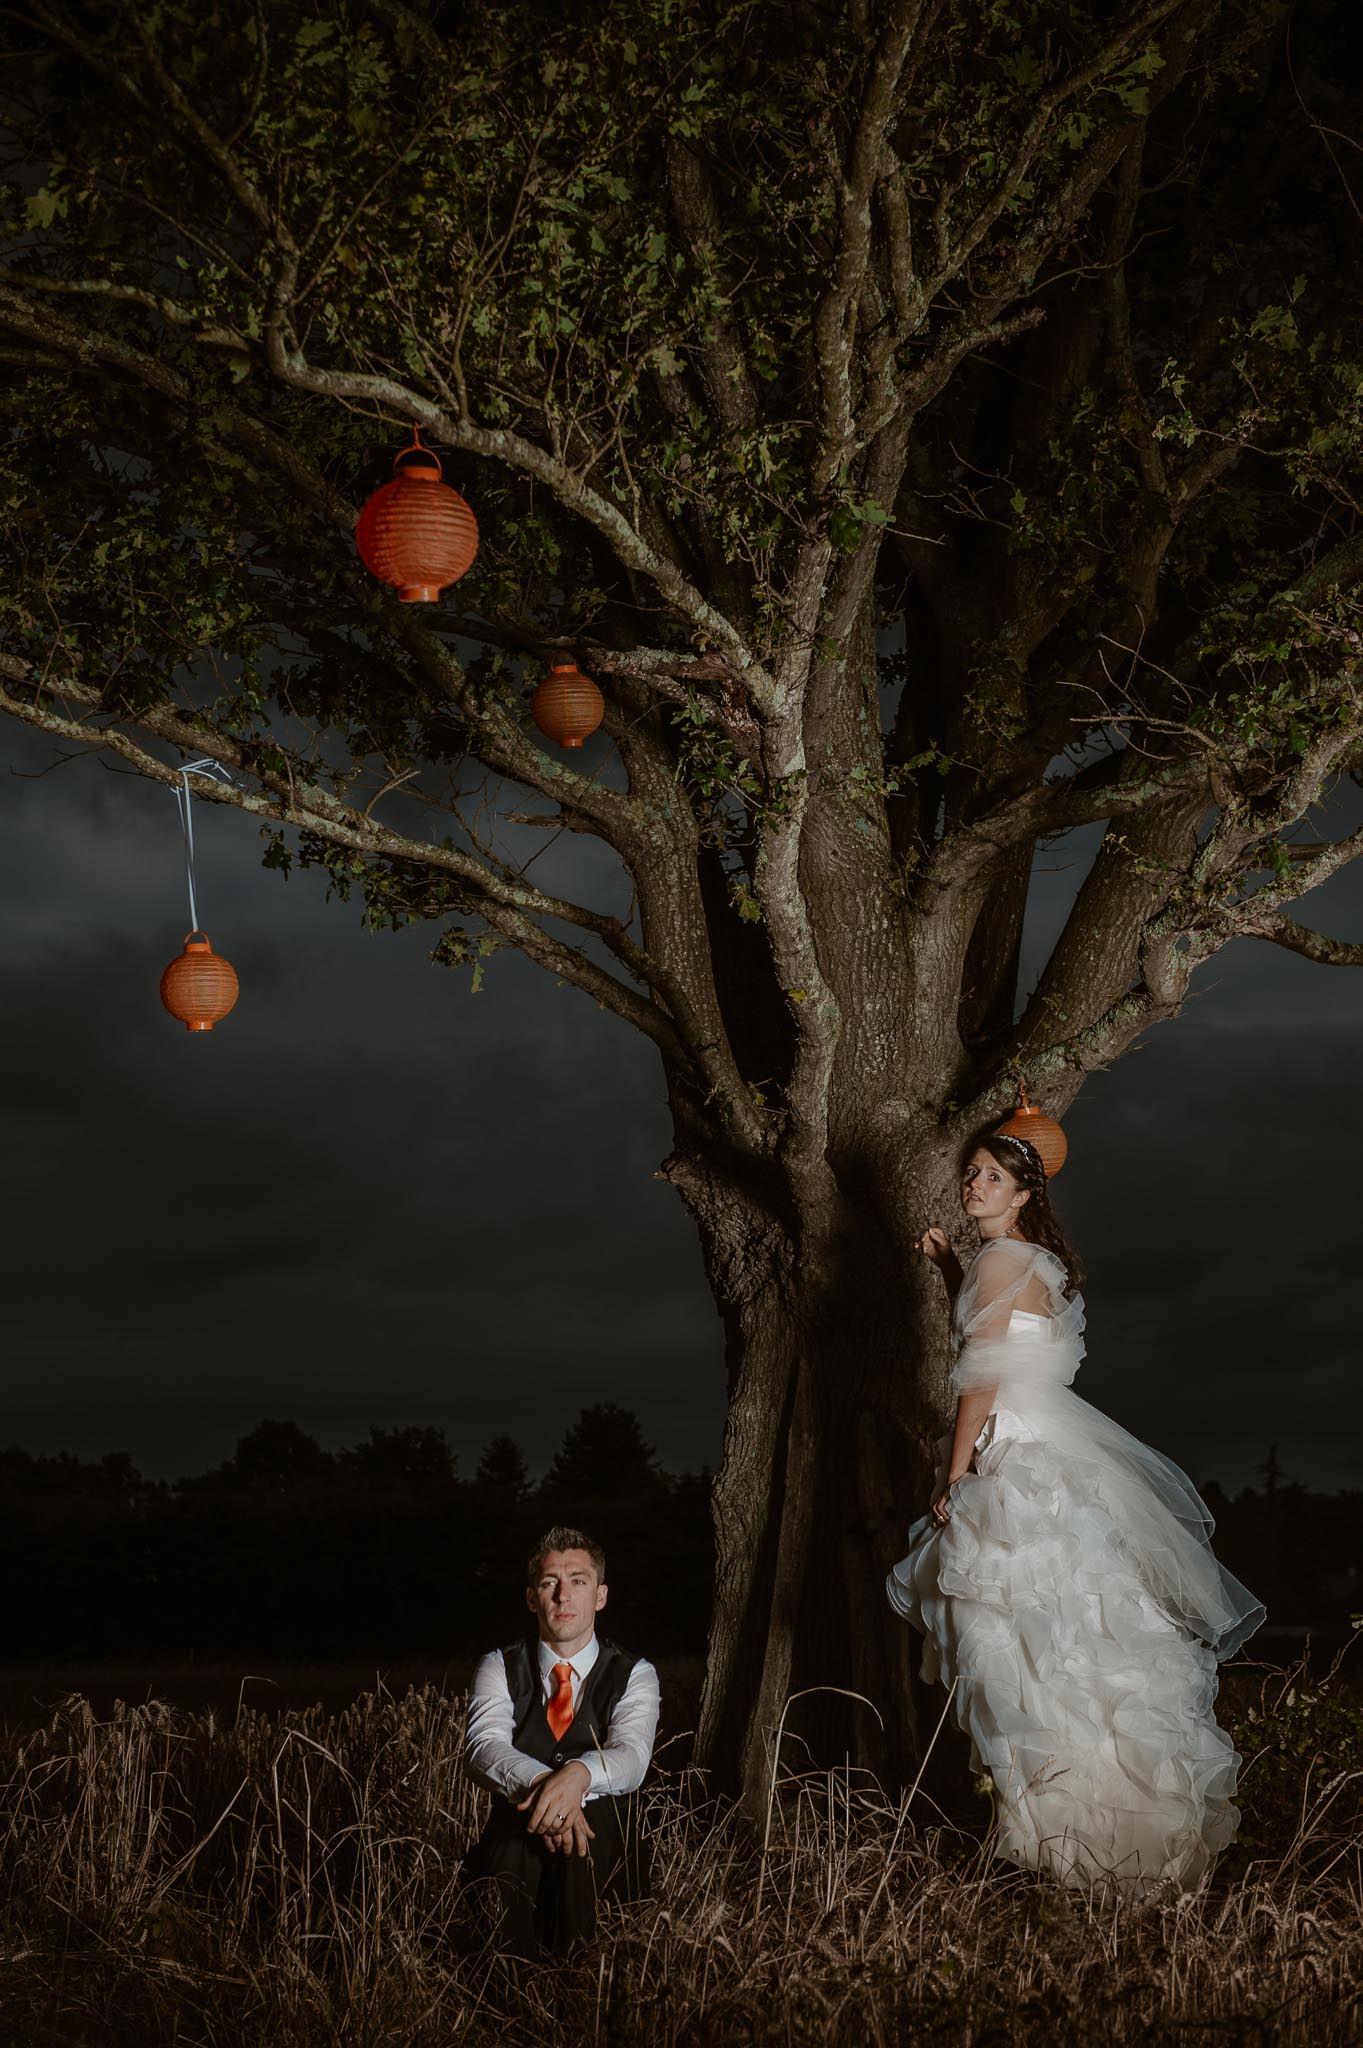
[172, 757, 237, 933]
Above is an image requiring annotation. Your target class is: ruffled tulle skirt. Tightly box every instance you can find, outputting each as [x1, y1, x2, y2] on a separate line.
[887, 1407, 1243, 1899]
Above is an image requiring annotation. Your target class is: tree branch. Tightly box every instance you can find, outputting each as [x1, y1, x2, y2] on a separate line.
[901, 5, 1221, 450]
[951, 983, 1178, 1143]
[1234, 912, 1363, 968]
[0, 651, 700, 1064]
[116, 0, 292, 250]
[1189, 724, 1362, 899]
[0, 268, 249, 352]
[0, 283, 666, 850]
[922, 0, 1187, 302]
[664, 137, 759, 449]
[21, 6, 770, 699]
[893, 304, 1048, 433]
[811, 0, 926, 485]
[262, 349, 769, 689]
[921, 747, 1212, 895]
[1102, 137, 1168, 499]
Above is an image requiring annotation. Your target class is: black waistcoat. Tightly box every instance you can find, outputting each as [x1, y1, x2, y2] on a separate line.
[503, 1636, 638, 1774]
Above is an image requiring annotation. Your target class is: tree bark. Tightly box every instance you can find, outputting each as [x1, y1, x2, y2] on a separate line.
[662, 1099, 965, 1808]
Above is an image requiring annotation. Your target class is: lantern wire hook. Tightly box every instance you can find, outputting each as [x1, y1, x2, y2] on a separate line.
[173, 757, 236, 934]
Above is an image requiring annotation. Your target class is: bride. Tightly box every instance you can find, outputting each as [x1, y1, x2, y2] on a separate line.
[888, 1127, 1264, 1898]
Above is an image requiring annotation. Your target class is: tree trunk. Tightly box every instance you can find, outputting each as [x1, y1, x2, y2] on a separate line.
[662, 1108, 964, 1809]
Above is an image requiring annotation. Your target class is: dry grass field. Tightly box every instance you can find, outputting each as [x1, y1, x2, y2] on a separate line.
[0, 1646, 1358, 2047]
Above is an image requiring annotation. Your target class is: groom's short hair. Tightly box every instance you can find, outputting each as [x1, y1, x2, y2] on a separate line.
[526, 1525, 606, 1584]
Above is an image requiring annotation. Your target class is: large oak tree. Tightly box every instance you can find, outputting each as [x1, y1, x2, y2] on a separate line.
[1, 0, 1360, 1801]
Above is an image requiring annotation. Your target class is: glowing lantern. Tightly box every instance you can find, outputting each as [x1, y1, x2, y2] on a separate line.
[531, 661, 605, 748]
[160, 932, 239, 1033]
[356, 428, 479, 602]
[996, 1080, 1067, 1177]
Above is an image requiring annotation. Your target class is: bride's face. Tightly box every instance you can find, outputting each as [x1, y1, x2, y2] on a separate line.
[962, 1148, 1025, 1229]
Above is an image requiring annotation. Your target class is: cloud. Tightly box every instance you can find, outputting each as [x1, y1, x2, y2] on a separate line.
[1, 723, 1361, 1495]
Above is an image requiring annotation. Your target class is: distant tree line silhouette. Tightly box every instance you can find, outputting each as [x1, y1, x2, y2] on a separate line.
[0, 1422, 1355, 1666]
[0, 1406, 713, 1662]
[1198, 1449, 1362, 1657]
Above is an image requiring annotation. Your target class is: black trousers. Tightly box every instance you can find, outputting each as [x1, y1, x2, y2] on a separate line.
[461, 1794, 649, 1955]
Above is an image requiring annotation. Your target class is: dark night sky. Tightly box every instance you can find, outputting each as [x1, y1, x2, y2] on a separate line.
[2, 716, 1361, 1495]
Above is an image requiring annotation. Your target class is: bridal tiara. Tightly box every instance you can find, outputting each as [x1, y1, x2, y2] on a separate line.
[995, 1133, 1038, 1161]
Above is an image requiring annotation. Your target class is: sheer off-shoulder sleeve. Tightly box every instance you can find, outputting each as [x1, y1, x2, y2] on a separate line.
[951, 1239, 1085, 1394]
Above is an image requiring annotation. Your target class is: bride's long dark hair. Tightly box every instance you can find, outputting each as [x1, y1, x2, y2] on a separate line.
[962, 1127, 1086, 1297]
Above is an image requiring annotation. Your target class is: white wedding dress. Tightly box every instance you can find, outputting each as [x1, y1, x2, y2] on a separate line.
[887, 1237, 1264, 1898]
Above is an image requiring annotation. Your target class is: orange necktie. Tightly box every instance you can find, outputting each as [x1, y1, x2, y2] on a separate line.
[546, 1661, 575, 1741]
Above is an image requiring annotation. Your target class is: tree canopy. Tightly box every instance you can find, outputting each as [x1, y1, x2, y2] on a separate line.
[0, 0, 1358, 1158]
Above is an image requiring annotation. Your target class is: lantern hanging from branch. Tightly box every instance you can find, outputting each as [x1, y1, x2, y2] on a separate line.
[160, 933, 239, 1033]
[356, 427, 479, 602]
[996, 1079, 1068, 1177]
[161, 758, 239, 1033]
[531, 660, 605, 748]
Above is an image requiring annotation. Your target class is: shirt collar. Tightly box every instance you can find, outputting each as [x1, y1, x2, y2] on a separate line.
[538, 1634, 599, 1681]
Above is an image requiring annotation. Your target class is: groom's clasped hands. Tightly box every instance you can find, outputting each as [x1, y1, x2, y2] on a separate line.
[517, 1760, 597, 1858]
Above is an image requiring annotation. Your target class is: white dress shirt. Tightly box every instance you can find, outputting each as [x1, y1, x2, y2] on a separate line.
[464, 1635, 660, 1803]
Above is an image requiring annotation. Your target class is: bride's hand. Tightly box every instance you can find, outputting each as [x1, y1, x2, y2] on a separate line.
[917, 1226, 955, 1266]
[930, 1455, 975, 1526]
[929, 1486, 954, 1528]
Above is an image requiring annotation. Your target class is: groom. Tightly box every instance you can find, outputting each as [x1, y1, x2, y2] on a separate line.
[462, 1525, 660, 1953]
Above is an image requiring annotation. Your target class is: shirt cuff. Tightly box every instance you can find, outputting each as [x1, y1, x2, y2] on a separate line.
[505, 1761, 547, 1800]
[580, 1753, 610, 1797]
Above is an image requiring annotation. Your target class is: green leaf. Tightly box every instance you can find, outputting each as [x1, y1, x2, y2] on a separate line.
[25, 188, 62, 228]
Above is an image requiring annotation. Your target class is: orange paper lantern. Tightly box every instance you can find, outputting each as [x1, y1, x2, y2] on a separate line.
[160, 932, 239, 1033]
[356, 429, 479, 602]
[531, 661, 605, 748]
[996, 1080, 1068, 1177]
